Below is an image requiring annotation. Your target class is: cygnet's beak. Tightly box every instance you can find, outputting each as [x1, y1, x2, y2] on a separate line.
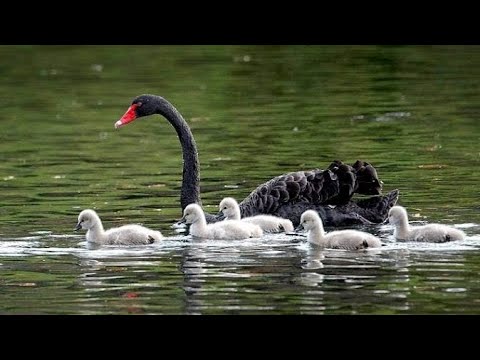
[74, 222, 82, 231]
[294, 223, 304, 232]
[216, 211, 226, 221]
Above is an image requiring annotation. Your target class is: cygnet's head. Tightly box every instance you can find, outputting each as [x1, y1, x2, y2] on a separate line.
[297, 210, 322, 231]
[181, 203, 203, 225]
[219, 197, 238, 218]
[75, 209, 99, 231]
[388, 206, 408, 225]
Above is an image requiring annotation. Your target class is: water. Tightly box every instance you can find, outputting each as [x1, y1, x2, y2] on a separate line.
[0, 45, 479, 314]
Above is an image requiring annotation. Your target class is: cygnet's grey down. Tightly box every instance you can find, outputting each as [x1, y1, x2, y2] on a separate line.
[181, 203, 263, 240]
[75, 209, 163, 245]
[388, 205, 465, 242]
[296, 210, 382, 249]
[219, 197, 294, 233]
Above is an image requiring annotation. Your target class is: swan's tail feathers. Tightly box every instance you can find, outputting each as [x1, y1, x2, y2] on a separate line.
[383, 189, 400, 209]
[352, 160, 383, 195]
[355, 189, 400, 223]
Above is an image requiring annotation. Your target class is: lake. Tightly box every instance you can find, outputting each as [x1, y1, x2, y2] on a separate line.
[0, 45, 479, 314]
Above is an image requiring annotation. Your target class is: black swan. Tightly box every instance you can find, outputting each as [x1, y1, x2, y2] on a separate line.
[114, 94, 399, 226]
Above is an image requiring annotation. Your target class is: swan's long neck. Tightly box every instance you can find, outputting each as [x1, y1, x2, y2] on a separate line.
[154, 96, 201, 210]
[307, 221, 327, 246]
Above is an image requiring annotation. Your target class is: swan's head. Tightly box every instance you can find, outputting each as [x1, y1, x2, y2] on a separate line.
[388, 206, 408, 225]
[296, 210, 322, 232]
[219, 197, 239, 218]
[115, 94, 161, 128]
[75, 209, 100, 231]
[353, 160, 382, 195]
[181, 203, 204, 225]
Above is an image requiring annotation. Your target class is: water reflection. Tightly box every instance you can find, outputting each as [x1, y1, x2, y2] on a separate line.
[0, 229, 479, 313]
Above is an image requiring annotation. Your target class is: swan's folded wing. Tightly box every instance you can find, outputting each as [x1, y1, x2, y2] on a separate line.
[239, 168, 347, 217]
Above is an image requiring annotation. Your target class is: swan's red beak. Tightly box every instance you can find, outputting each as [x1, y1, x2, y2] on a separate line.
[115, 104, 139, 129]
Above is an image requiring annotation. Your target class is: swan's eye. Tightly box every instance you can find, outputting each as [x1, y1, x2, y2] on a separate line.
[137, 102, 143, 107]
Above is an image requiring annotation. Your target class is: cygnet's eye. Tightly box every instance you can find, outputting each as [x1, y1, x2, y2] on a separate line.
[223, 206, 227, 210]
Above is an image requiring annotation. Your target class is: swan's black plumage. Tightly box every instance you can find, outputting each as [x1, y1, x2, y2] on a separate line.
[238, 162, 396, 226]
[115, 94, 399, 226]
[238, 160, 382, 216]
